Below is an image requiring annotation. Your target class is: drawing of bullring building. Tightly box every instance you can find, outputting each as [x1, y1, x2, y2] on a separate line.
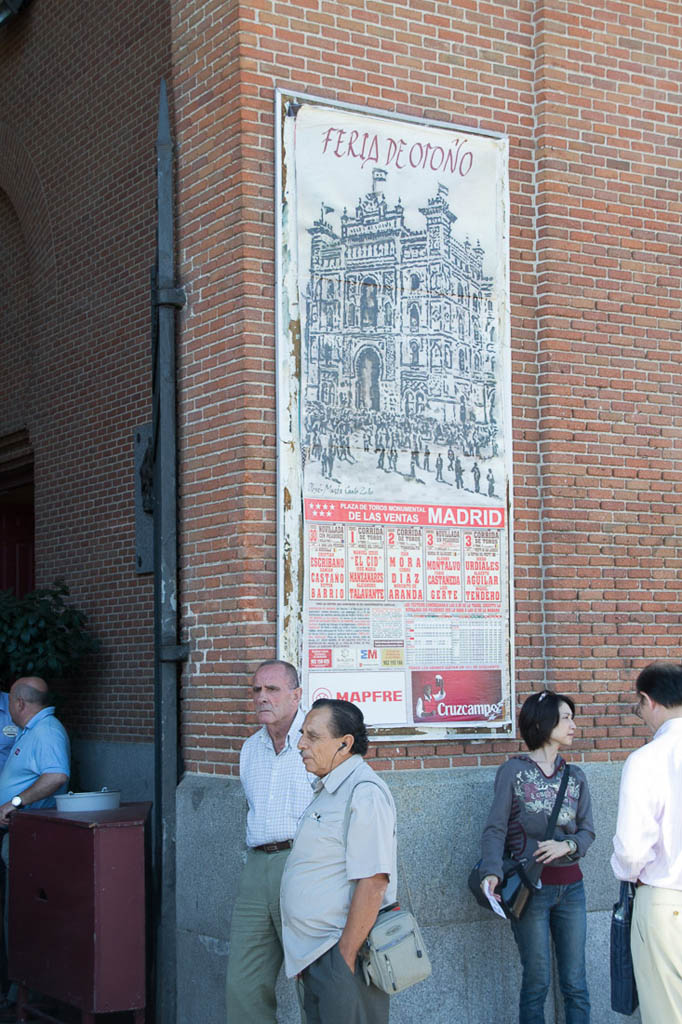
[303, 168, 499, 432]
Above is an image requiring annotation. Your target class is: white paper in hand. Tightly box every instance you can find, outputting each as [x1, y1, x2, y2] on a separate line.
[485, 881, 507, 919]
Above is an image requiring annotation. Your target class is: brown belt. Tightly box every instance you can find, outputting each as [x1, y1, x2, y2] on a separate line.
[253, 840, 293, 853]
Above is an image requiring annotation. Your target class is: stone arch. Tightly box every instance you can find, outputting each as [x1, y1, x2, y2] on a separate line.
[383, 301, 392, 327]
[360, 277, 378, 327]
[354, 346, 382, 410]
[404, 384, 426, 416]
[409, 304, 419, 330]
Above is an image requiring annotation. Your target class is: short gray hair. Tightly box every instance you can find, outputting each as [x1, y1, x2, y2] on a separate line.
[255, 660, 300, 689]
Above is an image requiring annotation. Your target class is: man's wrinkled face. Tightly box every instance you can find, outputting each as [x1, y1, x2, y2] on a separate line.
[7, 687, 23, 727]
[251, 664, 300, 730]
[8, 684, 31, 728]
[298, 706, 350, 778]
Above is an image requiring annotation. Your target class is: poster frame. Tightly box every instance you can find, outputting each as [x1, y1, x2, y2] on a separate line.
[274, 88, 516, 741]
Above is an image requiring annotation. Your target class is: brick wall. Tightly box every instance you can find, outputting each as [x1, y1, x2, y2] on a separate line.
[174, 0, 681, 776]
[0, 0, 171, 741]
[0, 192, 31, 432]
[3, 0, 678, 766]
[531, 0, 682, 760]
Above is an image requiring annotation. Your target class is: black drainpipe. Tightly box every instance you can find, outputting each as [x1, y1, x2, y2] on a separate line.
[152, 78, 187, 1024]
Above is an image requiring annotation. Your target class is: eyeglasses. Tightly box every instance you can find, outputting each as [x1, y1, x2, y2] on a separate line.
[632, 695, 645, 720]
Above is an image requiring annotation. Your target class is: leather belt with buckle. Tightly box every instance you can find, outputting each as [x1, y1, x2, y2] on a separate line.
[253, 840, 294, 853]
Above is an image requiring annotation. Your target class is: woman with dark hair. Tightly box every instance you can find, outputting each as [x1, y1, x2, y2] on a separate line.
[477, 690, 595, 1024]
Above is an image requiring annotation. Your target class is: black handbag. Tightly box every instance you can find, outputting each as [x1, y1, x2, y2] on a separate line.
[467, 855, 536, 919]
[610, 881, 639, 1015]
[468, 765, 571, 921]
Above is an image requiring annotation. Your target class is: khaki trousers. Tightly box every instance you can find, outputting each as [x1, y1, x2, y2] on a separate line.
[631, 884, 682, 1024]
[226, 847, 304, 1024]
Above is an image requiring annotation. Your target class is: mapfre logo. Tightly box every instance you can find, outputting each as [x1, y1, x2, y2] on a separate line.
[336, 689, 403, 704]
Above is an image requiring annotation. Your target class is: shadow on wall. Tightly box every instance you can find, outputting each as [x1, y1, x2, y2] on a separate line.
[70, 738, 154, 805]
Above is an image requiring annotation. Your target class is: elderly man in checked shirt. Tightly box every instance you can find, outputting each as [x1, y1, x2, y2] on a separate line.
[226, 660, 313, 1023]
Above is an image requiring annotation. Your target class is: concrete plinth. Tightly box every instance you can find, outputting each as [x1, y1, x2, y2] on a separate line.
[176, 762, 639, 1024]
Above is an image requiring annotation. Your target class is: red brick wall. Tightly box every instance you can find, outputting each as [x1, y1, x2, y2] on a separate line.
[5, 1, 675, 767]
[530, 0, 682, 759]
[0, 0, 171, 741]
[173, 0, 250, 773]
[174, 0, 681, 776]
[0, 192, 31, 433]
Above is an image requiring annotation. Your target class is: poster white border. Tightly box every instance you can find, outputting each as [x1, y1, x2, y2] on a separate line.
[275, 89, 516, 740]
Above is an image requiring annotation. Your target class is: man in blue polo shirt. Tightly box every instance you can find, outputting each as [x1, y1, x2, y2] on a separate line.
[0, 677, 70, 818]
[0, 677, 69, 1019]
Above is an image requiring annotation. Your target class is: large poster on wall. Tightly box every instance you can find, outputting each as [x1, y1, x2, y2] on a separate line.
[277, 94, 514, 735]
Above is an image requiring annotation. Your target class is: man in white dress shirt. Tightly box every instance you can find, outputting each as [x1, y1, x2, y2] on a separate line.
[611, 661, 682, 1024]
[226, 660, 312, 1023]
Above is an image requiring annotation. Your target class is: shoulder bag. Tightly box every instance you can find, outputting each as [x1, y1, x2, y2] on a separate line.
[468, 764, 572, 921]
[343, 779, 432, 994]
[610, 880, 638, 1015]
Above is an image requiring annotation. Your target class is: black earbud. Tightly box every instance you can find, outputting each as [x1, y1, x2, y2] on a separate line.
[337, 742, 346, 751]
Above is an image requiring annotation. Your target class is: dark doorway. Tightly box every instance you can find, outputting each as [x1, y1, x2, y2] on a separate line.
[355, 348, 381, 410]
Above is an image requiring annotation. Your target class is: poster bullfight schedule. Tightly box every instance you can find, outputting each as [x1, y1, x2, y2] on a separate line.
[277, 94, 514, 735]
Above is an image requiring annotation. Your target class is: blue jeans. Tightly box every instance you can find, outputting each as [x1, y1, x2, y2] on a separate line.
[511, 879, 590, 1024]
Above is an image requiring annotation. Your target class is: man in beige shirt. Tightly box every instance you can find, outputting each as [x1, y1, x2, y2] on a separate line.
[280, 698, 397, 1024]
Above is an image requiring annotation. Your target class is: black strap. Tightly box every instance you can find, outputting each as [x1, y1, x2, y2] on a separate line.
[543, 764, 571, 841]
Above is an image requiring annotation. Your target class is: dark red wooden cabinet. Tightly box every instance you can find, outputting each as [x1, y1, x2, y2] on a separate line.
[8, 803, 151, 1018]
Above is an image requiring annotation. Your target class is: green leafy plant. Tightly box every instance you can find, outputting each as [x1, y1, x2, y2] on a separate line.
[0, 581, 99, 686]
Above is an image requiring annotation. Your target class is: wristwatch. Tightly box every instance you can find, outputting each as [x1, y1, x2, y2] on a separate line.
[10, 796, 23, 809]
[565, 838, 578, 858]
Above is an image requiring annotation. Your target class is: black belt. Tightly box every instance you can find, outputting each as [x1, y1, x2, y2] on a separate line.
[253, 840, 293, 853]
